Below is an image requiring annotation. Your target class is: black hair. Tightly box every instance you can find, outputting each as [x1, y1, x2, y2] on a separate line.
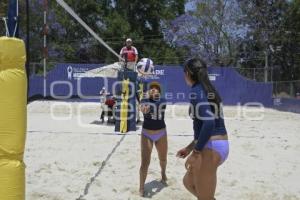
[184, 58, 222, 116]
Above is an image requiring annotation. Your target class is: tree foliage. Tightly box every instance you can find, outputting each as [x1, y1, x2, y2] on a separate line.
[163, 0, 247, 66]
[49, 0, 186, 64]
[237, 0, 300, 81]
[0, 0, 299, 82]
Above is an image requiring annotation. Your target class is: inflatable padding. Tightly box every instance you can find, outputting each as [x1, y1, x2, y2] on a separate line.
[0, 37, 27, 200]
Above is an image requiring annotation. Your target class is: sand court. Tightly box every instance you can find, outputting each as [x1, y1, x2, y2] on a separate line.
[25, 101, 300, 200]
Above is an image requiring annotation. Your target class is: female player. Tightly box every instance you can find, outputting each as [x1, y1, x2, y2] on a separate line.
[139, 81, 168, 197]
[176, 58, 229, 200]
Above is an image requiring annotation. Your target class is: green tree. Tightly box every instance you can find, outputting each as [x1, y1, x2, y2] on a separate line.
[237, 0, 300, 82]
[31, 0, 187, 65]
[50, 0, 106, 63]
[279, 0, 300, 81]
[163, 0, 246, 66]
[103, 0, 186, 64]
[0, 1, 9, 36]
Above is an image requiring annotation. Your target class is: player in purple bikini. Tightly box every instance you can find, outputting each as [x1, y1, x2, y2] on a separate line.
[139, 81, 168, 197]
[177, 58, 229, 200]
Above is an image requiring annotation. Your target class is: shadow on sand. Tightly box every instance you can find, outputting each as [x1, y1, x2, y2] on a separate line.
[90, 120, 115, 126]
[143, 180, 168, 198]
[90, 120, 142, 131]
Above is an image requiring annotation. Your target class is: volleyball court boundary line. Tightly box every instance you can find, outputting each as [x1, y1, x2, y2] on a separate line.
[27, 130, 194, 137]
[76, 134, 126, 200]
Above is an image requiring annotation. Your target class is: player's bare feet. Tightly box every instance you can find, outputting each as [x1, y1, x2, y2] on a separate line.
[139, 188, 145, 197]
[161, 173, 168, 185]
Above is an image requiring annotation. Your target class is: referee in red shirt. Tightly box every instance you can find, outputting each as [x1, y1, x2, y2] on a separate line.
[120, 38, 139, 71]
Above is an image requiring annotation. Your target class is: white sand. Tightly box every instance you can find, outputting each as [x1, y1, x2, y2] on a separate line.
[25, 101, 300, 200]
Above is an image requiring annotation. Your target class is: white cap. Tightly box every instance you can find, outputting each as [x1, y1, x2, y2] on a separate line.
[126, 38, 132, 42]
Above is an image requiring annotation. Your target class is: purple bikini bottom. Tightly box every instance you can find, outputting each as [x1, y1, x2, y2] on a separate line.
[204, 140, 229, 164]
[142, 129, 167, 142]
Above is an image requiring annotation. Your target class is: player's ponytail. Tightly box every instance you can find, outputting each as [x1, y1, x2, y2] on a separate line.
[184, 58, 222, 116]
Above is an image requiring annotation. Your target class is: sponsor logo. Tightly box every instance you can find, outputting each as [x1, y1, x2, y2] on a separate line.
[208, 73, 220, 81]
[67, 66, 91, 80]
[67, 66, 73, 80]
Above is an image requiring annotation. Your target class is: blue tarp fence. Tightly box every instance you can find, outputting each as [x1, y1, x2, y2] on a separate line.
[29, 63, 275, 107]
[273, 98, 300, 113]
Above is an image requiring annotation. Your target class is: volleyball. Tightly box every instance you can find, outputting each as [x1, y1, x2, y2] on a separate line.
[136, 58, 155, 75]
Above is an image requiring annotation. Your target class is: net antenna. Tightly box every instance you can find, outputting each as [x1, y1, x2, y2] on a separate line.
[1, 17, 9, 36]
[55, 0, 124, 62]
[5, 0, 19, 37]
[12, 0, 19, 37]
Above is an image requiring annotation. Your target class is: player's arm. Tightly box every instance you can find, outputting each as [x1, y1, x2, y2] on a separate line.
[134, 47, 139, 63]
[186, 140, 196, 152]
[193, 96, 215, 152]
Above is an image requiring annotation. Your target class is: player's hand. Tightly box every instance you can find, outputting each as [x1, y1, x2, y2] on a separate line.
[185, 151, 202, 171]
[141, 105, 150, 114]
[176, 147, 191, 159]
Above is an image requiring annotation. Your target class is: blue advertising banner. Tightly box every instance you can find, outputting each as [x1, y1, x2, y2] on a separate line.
[273, 98, 300, 114]
[29, 63, 273, 106]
